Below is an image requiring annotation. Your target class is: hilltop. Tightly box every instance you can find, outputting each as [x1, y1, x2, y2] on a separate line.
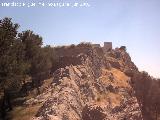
[0, 42, 160, 120]
[18, 43, 142, 120]
[0, 18, 160, 120]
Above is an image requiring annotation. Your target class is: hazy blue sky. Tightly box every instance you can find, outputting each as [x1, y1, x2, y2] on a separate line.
[0, 0, 160, 78]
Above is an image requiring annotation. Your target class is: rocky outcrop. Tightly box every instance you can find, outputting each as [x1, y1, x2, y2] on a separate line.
[106, 48, 138, 72]
[82, 105, 106, 120]
[111, 97, 143, 120]
[25, 46, 143, 120]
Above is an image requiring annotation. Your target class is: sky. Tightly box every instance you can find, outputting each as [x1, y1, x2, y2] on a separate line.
[0, 0, 160, 78]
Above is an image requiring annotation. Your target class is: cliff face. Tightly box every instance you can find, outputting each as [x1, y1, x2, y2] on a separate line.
[26, 46, 143, 120]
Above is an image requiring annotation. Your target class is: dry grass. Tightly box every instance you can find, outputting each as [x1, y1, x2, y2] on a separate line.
[111, 68, 128, 81]
[42, 78, 52, 89]
[95, 92, 122, 107]
[100, 68, 130, 88]
[95, 68, 131, 107]
[8, 78, 52, 120]
[9, 104, 42, 120]
[106, 92, 122, 107]
[110, 68, 130, 88]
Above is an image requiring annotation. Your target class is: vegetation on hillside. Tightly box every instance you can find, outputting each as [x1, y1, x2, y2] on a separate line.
[0, 17, 160, 120]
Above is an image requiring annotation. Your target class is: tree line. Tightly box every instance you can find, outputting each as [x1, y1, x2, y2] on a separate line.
[0, 17, 160, 120]
[131, 71, 160, 120]
[0, 17, 56, 92]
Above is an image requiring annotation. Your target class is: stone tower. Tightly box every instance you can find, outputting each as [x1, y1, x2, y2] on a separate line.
[103, 42, 112, 52]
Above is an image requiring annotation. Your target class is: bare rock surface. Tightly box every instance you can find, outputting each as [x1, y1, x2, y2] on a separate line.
[26, 47, 143, 120]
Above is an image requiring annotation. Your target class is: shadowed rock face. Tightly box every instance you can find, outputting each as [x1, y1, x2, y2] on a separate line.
[82, 105, 106, 120]
[26, 46, 143, 120]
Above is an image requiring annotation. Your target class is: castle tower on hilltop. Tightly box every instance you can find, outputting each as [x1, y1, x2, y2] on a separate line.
[103, 42, 112, 52]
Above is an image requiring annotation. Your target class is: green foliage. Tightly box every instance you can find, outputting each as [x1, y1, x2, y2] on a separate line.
[0, 18, 24, 90]
[18, 30, 42, 60]
[0, 18, 47, 90]
[77, 42, 92, 47]
[119, 46, 126, 51]
[132, 71, 160, 120]
[0, 17, 160, 120]
[17, 30, 56, 89]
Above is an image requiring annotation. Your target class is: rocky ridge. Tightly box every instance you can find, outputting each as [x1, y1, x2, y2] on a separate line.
[25, 45, 143, 120]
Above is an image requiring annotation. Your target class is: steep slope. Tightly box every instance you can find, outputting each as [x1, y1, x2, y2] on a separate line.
[25, 45, 143, 120]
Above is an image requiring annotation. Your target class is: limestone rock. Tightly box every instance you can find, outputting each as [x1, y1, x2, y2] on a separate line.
[23, 46, 143, 120]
